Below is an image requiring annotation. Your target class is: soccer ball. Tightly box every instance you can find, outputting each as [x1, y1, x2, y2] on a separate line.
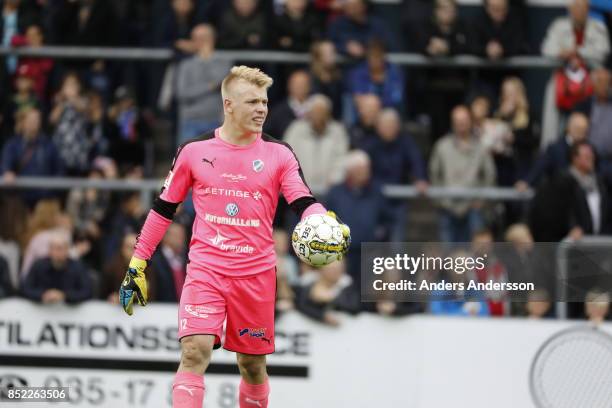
[292, 214, 346, 267]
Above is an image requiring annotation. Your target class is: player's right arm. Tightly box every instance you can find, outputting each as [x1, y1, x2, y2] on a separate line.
[120, 144, 193, 315]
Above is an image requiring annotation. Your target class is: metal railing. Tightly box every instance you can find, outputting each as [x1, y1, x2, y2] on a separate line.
[0, 46, 564, 69]
[0, 177, 534, 208]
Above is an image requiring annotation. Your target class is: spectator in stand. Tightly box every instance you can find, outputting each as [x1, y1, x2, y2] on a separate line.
[429, 105, 496, 243]
[273, 0, 322, 52]
[151, 223, 187, 303]
[517, 111, 589, 190]
[350, 93, 382, 148]
[575, 67, 612, 161]
[472, 229, 509, 316]
[471, 95, 515, 186]
[154, 0, 198, 52]
[0, 196, 24, 288]
[309, 40, 343, 118]
[327, 0, 397, 58]
[295, 260, 359, 326]
[347, 40, 404, 112]
[50, 72, 101, 176]
[176, 24, 231, 145]
[1, 108, 63, 207]
[361, 108, 427, 241]
[103, 191, 145, 259]
[1, 0, 40, 75]
[21, 229, 92, 304]
[326, 150, 393, 283]
[53, 0, 118, 46]
[417, 0, 472, 140]
[585, 289, 610, 323]
[525, 289, 552, 319]
[84, 90, 111, 156]
[284, 94, 349, 193]
[0, 253, 13, 298]
[473, 0, 529, 59]
[2, 64, 41, 135]
[401, 0, 434, 52]
[102, 232, 156, 304]
[65, 165, 110, 270]
[264, 69, 311, 139]
[429, 249, 490, 316]
[529, 142, 611, 241]
[107, 86, 150, 174]
[10, 24, 53, 100]
[540, 0, 610, 148]
[216, 0, 267, 50]
[20, 204, 90, 280]
[495, 77, 539, 181]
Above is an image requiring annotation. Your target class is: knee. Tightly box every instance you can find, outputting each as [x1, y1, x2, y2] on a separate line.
[237, 354, 266, 379]
[180, 336, 213, 372]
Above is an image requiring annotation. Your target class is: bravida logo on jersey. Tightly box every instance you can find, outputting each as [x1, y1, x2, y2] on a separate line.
[225, 203, 239, 216]
[252, 159, 264, 173]
[221, 173, 247, 183]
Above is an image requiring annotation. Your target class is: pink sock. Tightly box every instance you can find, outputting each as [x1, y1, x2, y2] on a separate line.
[172, 372, 204, 408]
[239, 378, 270, 408]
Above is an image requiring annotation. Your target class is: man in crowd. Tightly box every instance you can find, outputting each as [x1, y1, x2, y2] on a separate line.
[22, 230, 92, 304]
[429, 105, 496, 242]
[176, 24, 232, 145]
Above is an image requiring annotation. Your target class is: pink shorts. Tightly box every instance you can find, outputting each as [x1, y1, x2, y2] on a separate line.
[178, 264, 276, 355]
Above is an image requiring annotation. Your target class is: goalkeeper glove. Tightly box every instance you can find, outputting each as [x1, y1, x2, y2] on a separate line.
[326, 210, 351, 257]
[119, 257, 148, 316]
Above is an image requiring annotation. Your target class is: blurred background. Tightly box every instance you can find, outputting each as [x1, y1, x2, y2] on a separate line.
[0, 0, 612, 406]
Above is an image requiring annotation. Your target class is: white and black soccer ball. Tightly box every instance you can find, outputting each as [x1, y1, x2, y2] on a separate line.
[292, 214, 346, 267]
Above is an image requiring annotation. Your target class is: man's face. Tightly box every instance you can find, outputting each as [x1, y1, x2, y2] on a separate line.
[573, 144, 595, 174]
[225, 80, 268, 134]
[233, 0, 257, 17]
[376, 112, 400, 142]
[569, 0, 589, 26]
[49, 239, 69, 266]
[192, 25, 214, 50]
[452, 108, 472, 137]
[486, 0, 508, 24]
[344, 0, 366, 20]
[308, 100, 330, 130]
[22, 110, 41, 137]
[355, 94, 382, 126]
[288, 72, 310, 102]
[568, 114, 589, 143]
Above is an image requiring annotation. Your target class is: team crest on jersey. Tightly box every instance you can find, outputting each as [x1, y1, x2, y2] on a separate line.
[225, 203, 239, 217]
[252, 159, 264, 173]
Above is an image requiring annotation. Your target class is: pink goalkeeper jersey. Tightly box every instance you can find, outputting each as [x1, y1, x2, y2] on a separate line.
[157, 128, 316, 277]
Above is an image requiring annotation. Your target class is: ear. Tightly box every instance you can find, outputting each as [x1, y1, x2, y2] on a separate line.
[224, 98, 233, 113]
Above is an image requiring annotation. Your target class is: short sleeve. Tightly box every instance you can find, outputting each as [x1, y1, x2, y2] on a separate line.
[160, 144, 193, 203]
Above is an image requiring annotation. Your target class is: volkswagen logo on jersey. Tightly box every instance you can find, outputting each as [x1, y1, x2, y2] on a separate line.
[253, 159, 264, 173]
[225, 203, 239, 217]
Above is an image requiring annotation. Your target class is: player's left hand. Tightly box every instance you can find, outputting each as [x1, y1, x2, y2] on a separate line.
[327, 210, 351, 257]
[119, 257, 148, 316]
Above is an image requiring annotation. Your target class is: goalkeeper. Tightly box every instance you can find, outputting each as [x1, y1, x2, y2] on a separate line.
[119, 66, 349, 408]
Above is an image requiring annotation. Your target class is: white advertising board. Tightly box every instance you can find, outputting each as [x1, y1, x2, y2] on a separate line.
[0, 299, 610, 407]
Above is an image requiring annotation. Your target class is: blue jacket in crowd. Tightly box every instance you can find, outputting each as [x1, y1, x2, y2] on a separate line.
[525, 138, 571, 186]
[21, 258, 92, 304]
[360, 134, 426, 185]
[348, 61, 404, 109]
[328, 15, 398, 55]
[1, 135, 63, 177]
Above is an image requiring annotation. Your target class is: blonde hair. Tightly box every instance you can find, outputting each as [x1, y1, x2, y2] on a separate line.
[221, 65, 273, 100]
[497, 76, 529, 129]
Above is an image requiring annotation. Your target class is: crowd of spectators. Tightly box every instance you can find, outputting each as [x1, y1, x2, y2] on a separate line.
[1, 0, 612, 324]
